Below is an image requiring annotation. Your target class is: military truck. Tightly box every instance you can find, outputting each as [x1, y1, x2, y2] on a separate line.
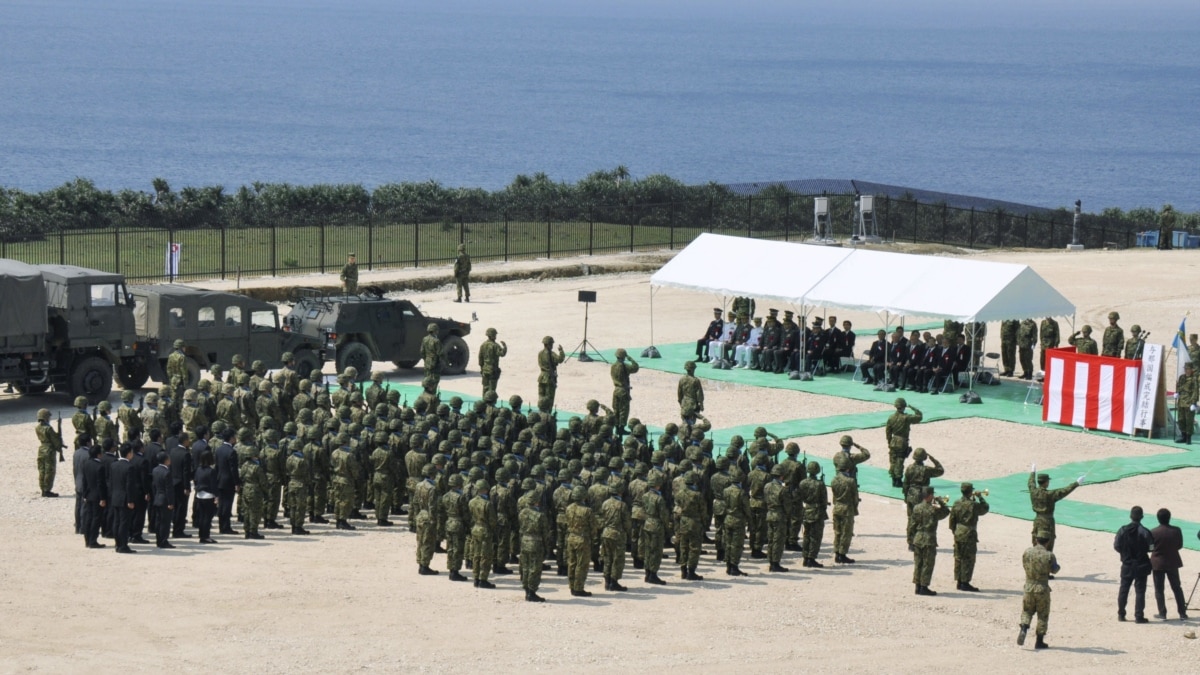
[0, 259, 138, 403]
[283, 288, 471, 382]
[125, 285, 323, 389]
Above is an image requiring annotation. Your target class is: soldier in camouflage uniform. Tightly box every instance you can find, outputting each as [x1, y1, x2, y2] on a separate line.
[414, 464, 441, 575]
[1028, 466, 1082, 552]
[598, 485, 631, 591]
[722, 470, 751, 576]
[491, 467, 516, 574]
[764, 464, 791, 572]
[453, 243, 471, 302]
[286, 439, 311, 534]
[71, 396, 94, 448]
[999, 319, 1019, 376]
[261, 429, 286, 529]
[746, 452, 770, 559]
[537, 336, 566, 414]
[641, 474, 670, 585]
[421, 323, 443, 397]
[609, 348, 639, 434]
[1017, 318, 1038, 379]
[1123, 325, 1146, 360]
[552, 469, 576, 576]
[831, 435, 870, 564]
[1018, 531, 1059, 649]
[779, 443, 803, 551]
[676, 472, 706, 580]
[708, 455, 732, 562]
[798, 460, 828, 568]
[118, 390, 142, 442]
[1102, 311, 1124, 357]
[1177, 362, 1198, 444]
[305, 426, 330, 523]
[35, 408, 63, 497]
[94, 401, 118, 447]
[565, 485, 599, 596]
[166, 338, 190, 400]
[478, 327, 507, 397]
[676, 360, 704, 424]
[340, 252, 358, 294]
[885, 398, 922, 488]
[1068, 324, 1098, 355]
[273, 352, 299, 418]
[370, 438, 395, 526]
[902, 447, 944, 550]
[1039, 316, 1061, 370]
[469, 479, 498, 588]
[949, 481, 989, 592]
[911, 487, 950, 595]
[518, 479, 551, 601]
[441, 473, 470, 581]
[331, 433, 359, 530]
[239, 445, 268, 540]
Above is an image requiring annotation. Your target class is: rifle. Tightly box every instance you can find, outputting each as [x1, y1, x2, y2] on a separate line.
[137, 395, 144, 413]
[56, 412, 65, 462]
[91, 404, 98, 421]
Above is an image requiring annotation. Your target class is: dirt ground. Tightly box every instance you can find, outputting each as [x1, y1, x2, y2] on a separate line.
[3, 245, 1200, 673]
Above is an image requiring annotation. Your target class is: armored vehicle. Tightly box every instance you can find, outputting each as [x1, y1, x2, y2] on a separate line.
[126, 285, 323, 389]
[284, 288, 470, 382]
[0, 259, 138, 402]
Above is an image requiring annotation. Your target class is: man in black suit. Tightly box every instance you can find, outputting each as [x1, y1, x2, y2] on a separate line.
[128, 439, 151, 544]
[151, 452, 175, 549]
[696, 308, 724, 362]
[72, 438, 91, 535]
[144, 429, 165, 533]
[215, 428, 241, 535]
[108, 443, 138, 554]
[189, 425, 210, 527]
[169, 431, 194, 538]
[99, 439, 118, 539]
[860, 330, 887, 385]
[1151, 508, 1189, 621]
[80, 445, 107, 549]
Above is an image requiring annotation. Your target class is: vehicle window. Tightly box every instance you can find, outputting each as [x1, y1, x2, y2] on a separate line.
[169, 307, 186, 328]
[89, 283, 120, 306]
[198, 306, 215, 327]
[225, 306, 242, 327]
[306, 308, 320, 319]
[251, 310, 276, 332]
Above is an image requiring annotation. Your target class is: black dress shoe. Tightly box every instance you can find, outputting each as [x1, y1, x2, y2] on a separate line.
[157, 543, 176, 549]
[131, 536, 150, 544]
[116, 547, 137, 554]
[200, 538, 218, 544]
[88, 542, 107, 549]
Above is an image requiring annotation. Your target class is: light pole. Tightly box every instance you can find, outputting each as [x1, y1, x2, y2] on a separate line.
[1067, 199, 1084, 250]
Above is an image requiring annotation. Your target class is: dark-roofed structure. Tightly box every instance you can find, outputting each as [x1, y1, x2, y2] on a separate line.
[721, 178, 1054, 217]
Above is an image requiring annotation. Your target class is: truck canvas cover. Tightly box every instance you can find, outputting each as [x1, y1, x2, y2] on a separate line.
[0, 259, 48, 339]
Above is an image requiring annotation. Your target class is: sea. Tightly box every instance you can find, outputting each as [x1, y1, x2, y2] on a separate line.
[1, 0, 1198, 211]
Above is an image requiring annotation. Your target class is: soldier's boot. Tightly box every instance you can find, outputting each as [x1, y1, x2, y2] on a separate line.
[680, 566, 688, 579]
[336, 519, 357, 531]
[731, 565, 748, 577]
[493, 563, 512, 575]
[1017, 624, 1029, 646]
[646, 571, 667, 585]
[349, 510, 367, 520]
[524, 589, 545, 603]
[716, 545, 725, 562]
[725, 563, 734, 575]
[915, 584, 922, 595]
[839, 553, 857, 564]
[465, 560, 473, 570]
[633, 557, 644, 569]
[593, 559, 603, 573]
[376, 519, 394, 527]
[785, 542, 801, 552]
[892, 478, 903, 488]
[248, 531, 265, 540]
[435, 544, 447, 553]
[418, 565, 439, 576]
[686, 567, 704, 581]
[448, 570, 469, 582]
[958, 582, 980, 592]
[769, 563, 789, 573]
[603, 576, 613, 591]
[1034, 634, 1049, 650]
[750, 549, 767, 559]
[477, 579, 496, 589]
[809, 557, 824, 569]
[312, 514, 329, 524]
[556, 565, 568, 576]
[265, 520, 283, 529]
[611, 578, 627, 592]
[509, 555, 520, 565]
[570, 589, 593, 597]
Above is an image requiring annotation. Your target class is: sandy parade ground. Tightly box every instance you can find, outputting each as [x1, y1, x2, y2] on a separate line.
[4, 242, 1200, 673]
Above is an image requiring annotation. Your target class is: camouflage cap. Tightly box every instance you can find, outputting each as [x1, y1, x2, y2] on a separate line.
[839, 435, 853, 447]
[1108, 311, 1120, 320]
[1037, 473, 1050, 483]
[807, 461, 821, 474]
[37, 408, 51, 421]
[894, 397, 907, 408]
[684, 360, 696, 371]
[74, 395, 88, 408]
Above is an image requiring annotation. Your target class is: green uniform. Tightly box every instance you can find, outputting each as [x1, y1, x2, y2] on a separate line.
[1102, 323, 1124, 358]
[903, 457, 944, 547]
[797, 474, 828, 562]
[1068, 331, 1098, 355]
[519, 504, 551, 593]
[469, 494, 497, 583]
[610, 357, 639, 432]
[911, 500, 950, 587]
[950, 494, 990, 585]
[166, 348, 189, 395]
[286, 449, 310, 530]
[722, 483, 751, 568]
[1039, 317, 1060, 370]
[1028, 473, 1079, 551]
[453, 249, 471, 301]
[263, 442, 285, 526]
[72, 409, 94, 448]
[371, 446, 395, 524]
[677, 373, 704, 420]
[675, 482, 704, 571]
[598, 495, 631, 584]
[747, 464, 769, 555]
[118, 403, 143, 442]
[1017, 319, 1037, 377]
[565, 502, 598, 592]
[413, 477, 440, 567]
[421, 334, 443, 393]
[94, 413, 118, 447]
[1020, 543, 1057, 638]
[764, 478, 789, 565]
[708, 470, 731, 558]
[885, 408, 922, 485]
[441, 488, 469, 573]
[999, 320, 1019, 375]
[36, 422, 62, 495]
[239, 457, 268, 536]
[1176, 371, 1198, 439]
[478, 338, 507, 397]
[830, 449, 871, 557]
[331, 446, 358, 521]
[641, 487, 670, 575]
[340, 260, 358, 294]
[537, 346, 565, 413]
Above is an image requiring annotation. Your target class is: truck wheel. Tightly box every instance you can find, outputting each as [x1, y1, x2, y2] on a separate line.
[336, 342, 373, 382]
[441, 335, 469, 375]
[70, 356, 113, 404]
[294, 350, 322, 381]
[115, 360, 150, 390]
[185, 357, 201, 390]
[392, 359, 419, 369]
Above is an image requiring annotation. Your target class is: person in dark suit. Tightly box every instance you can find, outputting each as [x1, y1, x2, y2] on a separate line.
[902, 331, 928, 391]
[169, 431, 194, 538]
[190, 425, 210, 528]
[151, 452, 175, 549]
[108, 443, 138, 554]
[1114, 505, 1154, 623]
[80, 445, 107, 549]
[952, 335, 972, 387]
[696, 308, 724, 362]
[193, 449, 219, 544]
[99, 439, 118, 539]
[215, 428, 241, 535]
[144, 429, 164, 533]
[72, 438, 91, 535]
[860, 330, 887, 385]
[1151, 508, 1189, 620]
[128, 439, 151, 544]
[886, 331, 908, 387]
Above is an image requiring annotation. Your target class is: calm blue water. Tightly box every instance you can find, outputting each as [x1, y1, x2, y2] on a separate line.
[1, 0, 1198, 211]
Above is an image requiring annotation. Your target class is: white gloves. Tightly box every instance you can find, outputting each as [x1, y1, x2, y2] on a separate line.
[1076, 475, 1085, 485]
[1031, 462, 1037, 473]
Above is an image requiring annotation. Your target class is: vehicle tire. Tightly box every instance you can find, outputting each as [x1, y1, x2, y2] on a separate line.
[336, 342, 373, 381]
[115, 359, 150, 390]
[441, 335, 469, 375]
[294, 350, 322, 381]
[70, 355, 113, 404]
[392, 359, 419, 369]
[185, 357, 202, 390]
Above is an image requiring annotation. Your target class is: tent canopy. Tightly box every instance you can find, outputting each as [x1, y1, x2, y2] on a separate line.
[650, 233, 1075, 322]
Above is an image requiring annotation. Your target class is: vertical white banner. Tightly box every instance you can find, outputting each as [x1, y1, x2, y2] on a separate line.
[1134, 343, 1163, 432]
[166, 242, 181, 278]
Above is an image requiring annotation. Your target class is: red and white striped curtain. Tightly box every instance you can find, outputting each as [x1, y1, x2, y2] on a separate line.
[1043, 346, 1140, 434]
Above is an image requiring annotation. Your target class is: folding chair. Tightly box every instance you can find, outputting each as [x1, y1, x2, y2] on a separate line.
[851, 351, 868, 382]
[1023, 373, 1044, 406]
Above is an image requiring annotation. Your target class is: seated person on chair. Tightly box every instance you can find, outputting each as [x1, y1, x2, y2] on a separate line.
[696, 308, 724, 362]
[823, 316, 844, 373]
[861, 330, 887, 384]
[777, 319, 802, 374]
[839, 320, 856, 364]
[927, 336, 955, 393]
[804, 317, 826, 374]
[758, 309, 781, 371]
[886, 330, 909, 386]
[902, 330, 927, 391]
[709, 311, 737, 362]
[915, 334, 942, 392]
[952, 334, 971, 387]
[736, 317, 764, 369]
[727, 313, 753, 363]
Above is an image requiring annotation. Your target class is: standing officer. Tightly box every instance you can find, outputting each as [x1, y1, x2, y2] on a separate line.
[1028, 463, 1083, 552]
[421, 323, 443, 397]
[641, 474, 670, 585]
[911, 487, 950, 595]
[413, 464, 441, 576]
[1175, 361, 1197, 444]
[565, 485, 599, 597]
[537, 336, 566, 414]
[764, 464, 790, 573]
[598, 485, 631, 592]
[109, 443, 137, 554]
[1018, 531, 1059, 649]
[1068, 325, 1099, 355]
[999, 319, 1019, 377]
[1102, 311, 1125, 357]
[1017, 318, 1038, 379]
[885, 398, 922, 489]
[1039, 316, 1061, 370]
[468, 479, 497, 589]
[166, 339, 189, 401]
[441, 473, 471, 582]
[831, 435, 869, 564]
[610, 348, 639, 435]
[285, 440, 311, 535]
[519, 480, 551, 601]
[797, 460, 828, 569]
[903, 447, 943, 550]
[453, 243, 471, 303]
[677, 361, 704, 424]
[36, 408, 63, 498]
[340, 252, 358, 294]
[949, 482, 989, 592]
[477, 327, 507, 397]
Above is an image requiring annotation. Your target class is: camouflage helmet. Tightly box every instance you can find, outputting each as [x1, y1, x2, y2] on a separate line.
[839, 435, 853, 447]
[422, 464, 437, 478]
[633, 423, 647, 436]
[508, 394, 523, 409]
[283, 421, 297, 434]
[121, 389, 135, 403]
[715, 455, 730, 470]
[542, 335, 554, 345]
[238, 373, 251, 386]
[1108, 311, 1120, 321]
[785, 442, 800, 456]
[184, 388, 198, 402]
[238, 427, 254, 441]
[648, 473, 664, 488]
[753, 426, 767, 438]
[231, 354, 245, 366]
[608, 456, 624, 471]
[335, 432, 351, 447]
[521, 477, 536, 491]
[771, 464, 786, 477]
[209, 364, 223, 377]
[371, 371, 383, 382]
[74, 395, 88, 408]
[145, 392, 159, 405]
[258, 380, 272, 392]
[912, 447, 928, 462]
[343, 366, 358, 380]
[97, 400, 112, 413]
[264, 429, 281, 443]
[474, 479, 489, 493]
[426, 323, 438, 335]
[685, 471, 699, 486]
[894, 397, 907, 409]
[485, 327, 497, 338]
[281, 351, 294, 363]
[197, 379, 211, 392]
[1081, 325, 1092, 335]
[222, 383, 236, 395]
[530, 464, 545, 478]
[484, 390, 498, 404]
[1130, 324, 1141, 334]
[684, 360, 696, 372]
[387, 389, 400, 404]
[449, 395, 463, 409]
[173, 339, 185, 349]
[615, 348, 627, 359]
[570, 486, 587, 503]
[664, 422, 678, 435]
[448, 473, 463, 488]
[211, 420, 227, 436]
[832, 453, 851, 471]
[251, 359, 264, 372]
[495, 467, 510, 482]
[807, 461, 821, 475]
[468, 467, 484, 482]
[37, 408, 51, 422]
[586, 399, 599, 412]
[298, 378, 311, 391]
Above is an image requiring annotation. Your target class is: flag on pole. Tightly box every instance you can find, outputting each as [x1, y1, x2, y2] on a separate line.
[1172, 315, 1189, 380]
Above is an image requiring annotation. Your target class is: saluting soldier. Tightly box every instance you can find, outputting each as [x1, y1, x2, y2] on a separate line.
[1068, 324, 1099, 355]
[831, 435, 870, 564]
[902, 447, 944, 550]
[950, 481, 990, 592]
[610, 348, 639, 434]
[1028, 463, 1083, 552]
[885, 398, 922, 488]
[478, 327, 507, 397]
[537, 336, 566, 414]
[911, 487, 951, 596]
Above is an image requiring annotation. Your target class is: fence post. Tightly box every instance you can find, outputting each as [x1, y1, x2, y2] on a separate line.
[669, 202, 675, 249]
[58, 229, 65, 265]
[114, 226, 121, 276]
[588, 210, 594, 256]
[546, 216, 552, 259]
[168, 228, 174, 282]
[884, 197, 891, 240]
[912, 200, 919, 243]
[941, 205, 948, 244]
[747, 196, 753, 239]
[628, 206, 634, 252]
[504, 212, 510, 262]
[270, 221, 277, 276]
[459, 215, 464, 245]
[319, 220, 326, 274]
[1101, 220, 1107, 247]
[413, 221, 419, 268]
[969, 208, 976, 247]
[367, 215, 374, 271]
[219, 225, 227, 280]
